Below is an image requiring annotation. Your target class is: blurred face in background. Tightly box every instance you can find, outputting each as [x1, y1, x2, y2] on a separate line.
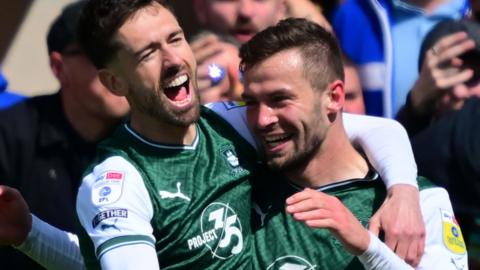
[195, 0, 286, 43]
[343, 64, 365, 114]
[56, 44, 130, 121]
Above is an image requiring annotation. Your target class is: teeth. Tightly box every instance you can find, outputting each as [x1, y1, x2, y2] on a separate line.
[165, 74, 188, 88]
[265, 135, 289, 143]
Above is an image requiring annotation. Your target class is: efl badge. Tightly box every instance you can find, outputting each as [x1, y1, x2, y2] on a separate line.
[441, 209, 466, 254]
[223, 101, 246, 110]
[92, 171, 125, 206]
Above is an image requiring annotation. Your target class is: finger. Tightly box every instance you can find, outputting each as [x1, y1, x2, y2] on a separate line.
[286, 198, 325, 214]
[434, 31, 469, 55]
[286, 188, 316, 205]
[451, 83, 470, 99]
[415, 234, 426, 266]
[384, 232, 399, 253]
[438, 40, 475, 64]
[435, 69, 474, 89]
[393, 240, 408, 260]
[195, 45, 224, 64]
[404, 239, 419, 266]
[190, 34, 219, 51]
[305, 218, 335, 229]
[291, 208, 331, 221]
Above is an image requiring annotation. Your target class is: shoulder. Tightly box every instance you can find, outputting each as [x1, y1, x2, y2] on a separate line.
[202, 102, 258, 150]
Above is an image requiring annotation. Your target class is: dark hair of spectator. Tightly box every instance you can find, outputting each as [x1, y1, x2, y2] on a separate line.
[77, 0, 170, 69]
[239, 18, 344, 91]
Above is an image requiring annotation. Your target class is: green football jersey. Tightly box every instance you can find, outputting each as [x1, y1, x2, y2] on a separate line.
[252, 170, 386, 270]
[77, 106, 258, 269]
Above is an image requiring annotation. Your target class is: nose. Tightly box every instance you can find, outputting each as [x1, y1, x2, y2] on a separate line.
[255, 103, 278, 130]
[162, 45, 183, 67]
[238, 0, 254, 19]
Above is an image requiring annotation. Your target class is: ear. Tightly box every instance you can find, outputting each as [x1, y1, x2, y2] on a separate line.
[49, 52, 69, 88]
[193, 0, 207, 25]
[98, 69, 129, 97]
[326, 80, 345, 113]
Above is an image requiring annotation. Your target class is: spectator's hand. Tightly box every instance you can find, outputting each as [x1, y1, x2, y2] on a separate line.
[285, 0, 332, 32]
[0, 185, 31, 246]
[190, 34, 242, 104]
[411, 31, 475, 115]
[369, 184, 424, 266]
[286, 188, 370, 255]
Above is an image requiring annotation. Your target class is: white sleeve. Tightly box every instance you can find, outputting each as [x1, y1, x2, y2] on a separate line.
[204, 102, 260, 150]
[358, 232, 414, 270]
[416, 188, 468, 270]
[100, 243, 159, 270]
[359, 187, 469, 270]
[15, 214, 85, 270]
[342, 113, 418, 189]
[76, 156, 157, 268]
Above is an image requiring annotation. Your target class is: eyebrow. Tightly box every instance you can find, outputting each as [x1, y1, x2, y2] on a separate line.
[132, 29, 184, 58]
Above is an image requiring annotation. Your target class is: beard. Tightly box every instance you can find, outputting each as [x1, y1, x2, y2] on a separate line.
[267, 133, 323, 173]
[132, 84, 201, 127]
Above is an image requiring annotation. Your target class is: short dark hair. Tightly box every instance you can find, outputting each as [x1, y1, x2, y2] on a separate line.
[239, 18, 344, 91]
[77, 0, 169, 69]
[47, 0, 87, 54]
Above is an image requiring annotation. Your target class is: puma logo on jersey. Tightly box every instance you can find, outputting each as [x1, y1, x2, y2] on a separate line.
[253, 203, 271, 226]
[159, 182, 191, 201]
[101, 219, 121, 232]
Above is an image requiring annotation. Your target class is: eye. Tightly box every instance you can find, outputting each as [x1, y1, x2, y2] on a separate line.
[271, 94, 289, 104]
[139, 49, 155, 62]
[243, 98, 258, 107]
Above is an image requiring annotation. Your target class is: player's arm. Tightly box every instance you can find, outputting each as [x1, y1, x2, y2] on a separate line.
[285, 188, 415, 270]
[0, 185, 85, 270]
[77, 156, 159, 270]
[342, 113, 424, 266]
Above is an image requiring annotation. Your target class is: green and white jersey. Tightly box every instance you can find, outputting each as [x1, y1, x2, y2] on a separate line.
[252, 173, 469, 270]
[76, 105, 258, 270]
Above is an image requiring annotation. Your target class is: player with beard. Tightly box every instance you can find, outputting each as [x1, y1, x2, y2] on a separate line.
[242, 18, 468, 269]
[0, 1, 425, 269]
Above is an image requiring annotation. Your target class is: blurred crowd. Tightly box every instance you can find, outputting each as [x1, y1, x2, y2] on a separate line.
[1, 0, 480, 269]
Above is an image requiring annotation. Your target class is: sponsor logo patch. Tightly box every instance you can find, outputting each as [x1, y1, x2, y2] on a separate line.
[441, 209, 466, 254]
[267, 255, 316, 270]
[220, 146, 248, 177]
[91, 170, 125, 206]
[187, 202, 244, 259]
[92, 208, 128, 228]
[222, 101, 246, 110]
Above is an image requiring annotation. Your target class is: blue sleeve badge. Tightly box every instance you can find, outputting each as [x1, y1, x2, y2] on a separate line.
[441, 209, 467, 254]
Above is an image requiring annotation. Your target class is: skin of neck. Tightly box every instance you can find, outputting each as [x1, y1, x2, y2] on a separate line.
[129, 109, 197, 146]
[61, 94, 122, 143]
[284, 114, 369, 188]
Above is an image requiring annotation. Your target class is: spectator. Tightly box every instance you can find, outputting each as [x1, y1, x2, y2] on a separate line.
[333, 0, 470, 117]
[343, 55, 366, 114]
[397, 19, 480, 135]
[0, 1, 129, 269]
[190, 0, 331, 103]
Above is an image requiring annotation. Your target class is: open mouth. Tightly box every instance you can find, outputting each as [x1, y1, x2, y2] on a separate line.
[163, 74, 191, 106]
[231, 29, 255, 42]
[264, 134, 292, 149]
